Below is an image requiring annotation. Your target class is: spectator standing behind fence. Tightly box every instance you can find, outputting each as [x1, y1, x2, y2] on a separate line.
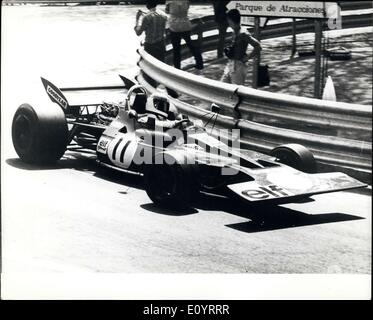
[221, 9, 261, 85]
[213, 0, 230, 59]
[166, 0, 204, 70]
[134, 0, 167, 62]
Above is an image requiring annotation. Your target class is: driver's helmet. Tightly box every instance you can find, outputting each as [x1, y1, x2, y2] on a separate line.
[146, 93, 179, 120]
[128, 90, 147, 114]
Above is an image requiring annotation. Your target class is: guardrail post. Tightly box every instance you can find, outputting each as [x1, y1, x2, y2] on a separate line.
[314, 19, 323, 99]
[252, 17, 261, 89]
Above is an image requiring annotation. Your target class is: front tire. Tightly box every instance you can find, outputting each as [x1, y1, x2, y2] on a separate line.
[12, 103, 68, 164]
[270, 143, 316, 173]
[144, 154, 198, 208]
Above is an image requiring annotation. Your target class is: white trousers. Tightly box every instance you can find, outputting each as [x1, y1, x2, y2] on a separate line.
[221, 60, 248, 85]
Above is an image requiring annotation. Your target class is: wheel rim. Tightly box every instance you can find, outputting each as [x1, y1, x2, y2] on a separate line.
[13, 114, 32, 151]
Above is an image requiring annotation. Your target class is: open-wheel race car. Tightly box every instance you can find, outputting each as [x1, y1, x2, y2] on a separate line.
[12, 76, 366, 208]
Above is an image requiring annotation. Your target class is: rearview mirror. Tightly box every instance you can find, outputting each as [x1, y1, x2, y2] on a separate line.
[128, 110, 138, 120]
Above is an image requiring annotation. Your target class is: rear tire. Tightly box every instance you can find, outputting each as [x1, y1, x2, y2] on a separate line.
[270, 143, 316, 173]
[12, 103, 68, 164]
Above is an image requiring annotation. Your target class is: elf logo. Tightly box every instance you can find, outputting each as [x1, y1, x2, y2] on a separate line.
[97, 136, 112, 154]
[242, 184, 293, 201]
[47, 85, 68, 110]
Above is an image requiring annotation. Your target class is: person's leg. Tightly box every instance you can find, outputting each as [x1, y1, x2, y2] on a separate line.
[170, 31, 182, 69]
[230, 61, 247, 85]
[181, 31, 204, 70]
[147, 41, 166, 62]
[157, 41, 166, 63]
[144, 42, 178, 96]
[144, 43, 157, 59]
[220, 63, 232, 83]
[144, 41, 166, 62]
[143, 43, 159, 87]
[217, 22, 228, 58]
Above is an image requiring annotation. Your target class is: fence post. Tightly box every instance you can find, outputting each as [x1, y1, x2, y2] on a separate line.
[252, 17, 261, 89]
[291, 18, 297, 57]
[314, 19, 323, 99]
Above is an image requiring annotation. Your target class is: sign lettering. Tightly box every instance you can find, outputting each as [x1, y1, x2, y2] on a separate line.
[47, 85, 68, 109]
[227, 1, 340, 19]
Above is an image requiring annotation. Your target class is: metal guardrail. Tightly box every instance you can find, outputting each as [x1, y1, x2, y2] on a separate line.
[138, 70, 371, 183]
[136, 12, 372, 181]
[137, 51, 371, 168]
[260, 13, 373, 38]
[339, 1, 373, 11]
[236, 86, 372, 133]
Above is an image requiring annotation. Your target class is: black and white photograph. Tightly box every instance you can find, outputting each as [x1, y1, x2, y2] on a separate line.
[1, 0, 371, 301]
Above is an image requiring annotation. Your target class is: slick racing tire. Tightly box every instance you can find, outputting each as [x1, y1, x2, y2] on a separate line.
[270, 143, 316, 173]
[12, 103, 68, 164]
[144, 154, 199, 208]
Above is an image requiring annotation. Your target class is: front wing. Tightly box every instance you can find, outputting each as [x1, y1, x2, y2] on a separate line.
[227, 169, 367, 202]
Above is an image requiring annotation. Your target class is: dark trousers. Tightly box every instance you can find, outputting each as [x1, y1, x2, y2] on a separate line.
[169, 31, 203, 69]
[143, 40, 166, 88]
[217, 22, 228, 58]
[144, 40, 166, 62]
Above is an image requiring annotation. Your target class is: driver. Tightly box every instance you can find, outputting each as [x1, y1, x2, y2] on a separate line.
[137, 92, 188, 129]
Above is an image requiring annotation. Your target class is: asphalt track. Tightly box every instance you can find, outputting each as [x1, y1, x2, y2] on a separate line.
[2, 135, 371, 273]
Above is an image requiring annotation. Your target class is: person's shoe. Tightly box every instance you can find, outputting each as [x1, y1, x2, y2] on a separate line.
[195, 64, 204, 70]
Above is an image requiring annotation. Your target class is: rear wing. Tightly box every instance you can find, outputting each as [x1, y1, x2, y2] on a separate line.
[40, 75, 137, 115]
[41, 77, 72, 113]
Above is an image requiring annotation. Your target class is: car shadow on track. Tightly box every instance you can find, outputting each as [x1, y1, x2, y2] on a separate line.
[226, 212, 364, 233]
[140, 203, 198, 216]
[6, 151, 145, 192]
[93, 165, 144, 190]
[6, 149, 98, 172]
[195, 192, 365, 233]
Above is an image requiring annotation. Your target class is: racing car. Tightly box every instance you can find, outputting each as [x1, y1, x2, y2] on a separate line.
[11, 76, 366, 208]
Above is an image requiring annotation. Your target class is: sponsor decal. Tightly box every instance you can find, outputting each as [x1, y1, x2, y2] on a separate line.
[119, 140, 131, 163]
[267, 172, 313, 190]
[112, 138, 124, 161]
[241, 184, 293, 200]
[47, 85, 68, 110]
[107, 135, 137, 168]
[97, 137, 111, 154]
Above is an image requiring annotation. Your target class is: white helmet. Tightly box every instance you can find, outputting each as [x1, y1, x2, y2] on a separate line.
[146, 92, 179, 120]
